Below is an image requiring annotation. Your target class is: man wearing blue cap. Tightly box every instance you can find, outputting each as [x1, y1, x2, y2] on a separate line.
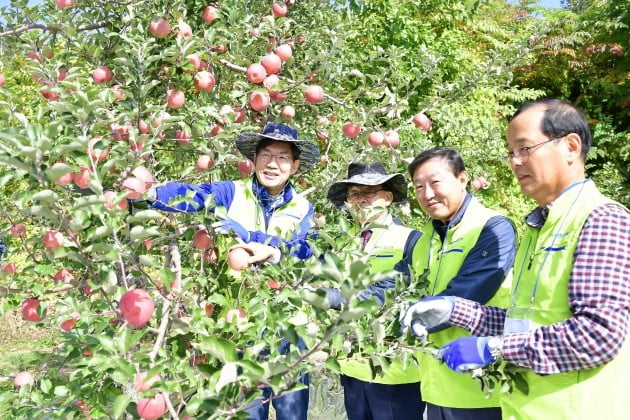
[147, 122, 320, 419]
[149, 122, 320, 263]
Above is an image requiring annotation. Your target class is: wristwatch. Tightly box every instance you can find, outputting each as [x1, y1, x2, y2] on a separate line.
[487, 336, 503, 360]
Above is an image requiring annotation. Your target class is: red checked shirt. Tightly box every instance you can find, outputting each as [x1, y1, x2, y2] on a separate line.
[449, 204, 630, 374]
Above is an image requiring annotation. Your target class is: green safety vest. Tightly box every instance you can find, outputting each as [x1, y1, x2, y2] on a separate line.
[340, 214, 423, 384]
[501, 180, 630, 420]
[413, 196, 512, 408]
[224, 178, 311, 237]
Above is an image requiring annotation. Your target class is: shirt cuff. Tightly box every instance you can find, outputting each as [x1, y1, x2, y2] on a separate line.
[267, 247, 282, 264]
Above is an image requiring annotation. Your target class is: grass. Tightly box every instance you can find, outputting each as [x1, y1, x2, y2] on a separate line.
[0, 307, 60, 383]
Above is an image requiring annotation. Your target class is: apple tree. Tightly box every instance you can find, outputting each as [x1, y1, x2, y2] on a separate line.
[0, 0, 543, 417]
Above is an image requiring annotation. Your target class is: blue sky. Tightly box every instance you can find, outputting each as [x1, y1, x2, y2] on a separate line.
[0, 0, 563, 8]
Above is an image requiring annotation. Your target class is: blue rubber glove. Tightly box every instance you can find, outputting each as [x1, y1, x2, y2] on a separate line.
[212, 218, 250, 242]
[400, 296, 455, 339]
[438, 336, 500, 373]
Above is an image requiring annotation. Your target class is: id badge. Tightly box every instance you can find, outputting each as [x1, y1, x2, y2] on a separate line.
[503, 307, 534, 335]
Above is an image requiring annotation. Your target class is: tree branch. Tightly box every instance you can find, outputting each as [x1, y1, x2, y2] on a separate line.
[0, 21, 109, 38]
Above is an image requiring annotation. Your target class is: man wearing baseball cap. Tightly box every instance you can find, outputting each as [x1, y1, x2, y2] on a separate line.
[326, 162, 425, 420]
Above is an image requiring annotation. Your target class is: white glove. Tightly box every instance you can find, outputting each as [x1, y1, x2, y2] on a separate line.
[400, 296, 455, 339]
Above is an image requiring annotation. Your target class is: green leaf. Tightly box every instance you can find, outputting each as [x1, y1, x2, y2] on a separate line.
[197, 336, 238, 363]
[215, 362, 238, 392]
[113, 394, 131, 419]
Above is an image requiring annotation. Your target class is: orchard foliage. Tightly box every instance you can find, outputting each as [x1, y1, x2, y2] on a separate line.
[0, 0, 620, 418]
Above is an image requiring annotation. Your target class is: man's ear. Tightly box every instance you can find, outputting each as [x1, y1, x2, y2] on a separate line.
[458, 171, 469, 190]
[564, 133, 583, 164]
[290, 159, 300, 175]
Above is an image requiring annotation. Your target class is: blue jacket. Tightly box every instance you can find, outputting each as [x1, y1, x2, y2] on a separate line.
[150, 177, 314, 259]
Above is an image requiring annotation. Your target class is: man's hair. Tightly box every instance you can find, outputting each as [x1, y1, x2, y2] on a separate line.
[255, 138, 300, 160]
[408, 147, 466, 178]
[512, 98, 592, 161]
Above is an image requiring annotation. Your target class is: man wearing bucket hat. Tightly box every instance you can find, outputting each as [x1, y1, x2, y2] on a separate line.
[149, 122, 319, 263]
[147, 122, 319, 420]
[325, 162, 426, 420]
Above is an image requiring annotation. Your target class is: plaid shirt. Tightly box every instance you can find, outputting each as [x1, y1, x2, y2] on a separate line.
[449, 204, 630, 374]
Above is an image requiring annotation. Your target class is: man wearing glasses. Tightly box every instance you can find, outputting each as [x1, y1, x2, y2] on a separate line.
[325, 162, 425, 420]
[401, 99, 630, 419]
[149, 122, 319, 263]
[148, 122, 319, 420]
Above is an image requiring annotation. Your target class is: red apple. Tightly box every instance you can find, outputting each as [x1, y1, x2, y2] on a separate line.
[51, 162, 73, 186]
[225, 308, 247, 324]
[103, 190, 128, 211]
[281, 105, 295, 120]
[210, 123, 224, 137]
[110, 84, 125, 101]
[384, 130, 400, 148]
[249, 91, 270, 112]
[43, 230, 64, 251]
[261, 53, 282, 74]
[246, 63, 267, 84]
[194, 71, 215, 92]
[238, 159, 254, 178]
[196, 155, 215, 171]
[54, 268, 75, 284]
[193, 230, 213, 250]
[22, 298, 45, 322]
[72, 167, 91, 189]
[471, 176, 489, 191]
[368, 131, 384, 147]
[120, 289, 155, 327]
[136, 392, 167, 420]
[92, 66, 112, 84]
[275, 44, 293, 61]
[166, 89, 185, 109]
[250, 28, 260, 38]
[204, 247, 219, 264]
[2, 262, 16, 275]
[269, 90, 287, 101]
[203, 5, 219, 24]
[60, 316, 78, 332]
[122, 177, 147, 200]
[233, 107, 246, 123]
[14, 372, 35, 388]
[57, 67, 67, 82]
[135, 121, 149, 136]
[10, 223, 26, 238]
[314, 212, 326, 228]
[211, 43, 227, 53]
[131, 165, 153, 187]
[186, 53, 202, 71]
[55, 0, 75, 9]
[149, 18, 170, 38]
[88, 138, 109, 163]
[40, 88, 58, 101]
[175, 130, 191, 145]
[110, 122, 130, 141]
[412, 112, 432, 132]
[177, 20, 193, 38]
[272, 3, 288, 17]
[342, 123, 362, 139]
[304, 85, 324, 104]
[135, 371, 161, 392]
[263, 74, 280, 90]
[0, 73, 5, 87]
[228, 248, 250, 271]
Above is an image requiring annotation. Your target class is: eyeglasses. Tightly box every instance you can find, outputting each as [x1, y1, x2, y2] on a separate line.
[347, 188, 383, 201]
[256, 152, 293, 165]
[505, 137, 560, 163]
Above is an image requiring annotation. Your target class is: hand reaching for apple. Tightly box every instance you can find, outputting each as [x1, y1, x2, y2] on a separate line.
[229, 242, 281, 269]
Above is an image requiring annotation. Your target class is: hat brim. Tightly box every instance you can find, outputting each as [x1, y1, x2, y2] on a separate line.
[234, 132, 320, 171]
[327, 173, 407, 208]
